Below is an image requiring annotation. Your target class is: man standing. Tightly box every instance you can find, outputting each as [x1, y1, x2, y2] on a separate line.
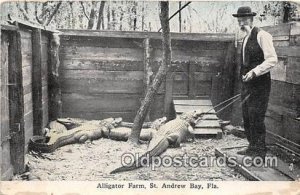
[232, 6, 278, 156]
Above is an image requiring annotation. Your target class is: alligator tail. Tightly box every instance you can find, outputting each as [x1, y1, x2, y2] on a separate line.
[110, 138, 170, 174]
[110, 162, 141, 174]
[29, 136, 57, 153]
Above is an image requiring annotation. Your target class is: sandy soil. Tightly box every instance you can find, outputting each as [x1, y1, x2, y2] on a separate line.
[13, 134, 248, 181]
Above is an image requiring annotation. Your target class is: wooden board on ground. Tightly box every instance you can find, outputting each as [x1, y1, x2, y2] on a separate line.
[174, 99, 221, 138]
[175, 105, 216, 114]
[267, 144, 300, 181]
[174, 99, 213, 106]
[195, 120, 220, 128]
[193, 128, 223, 139]
[200, 114, 219, 120]
[215, 146, 296, 181]
[174, 99, 222, 138]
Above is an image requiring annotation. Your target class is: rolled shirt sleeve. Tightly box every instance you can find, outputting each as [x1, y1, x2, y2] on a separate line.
[251, 30, 278, 77]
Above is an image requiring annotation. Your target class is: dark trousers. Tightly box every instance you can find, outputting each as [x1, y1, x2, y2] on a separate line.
[241, 78, 271, 151]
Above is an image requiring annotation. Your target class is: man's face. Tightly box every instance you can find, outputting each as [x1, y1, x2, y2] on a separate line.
[237, 17, 253, 32]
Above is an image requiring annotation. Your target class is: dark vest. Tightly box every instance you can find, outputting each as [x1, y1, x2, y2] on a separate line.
[240, 27, 270, 87]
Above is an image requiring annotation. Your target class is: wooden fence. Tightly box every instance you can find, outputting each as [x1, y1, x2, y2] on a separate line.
[231, 22, 300, 153]
[1, 21, 56, 180]
[59, 30, 236, 121]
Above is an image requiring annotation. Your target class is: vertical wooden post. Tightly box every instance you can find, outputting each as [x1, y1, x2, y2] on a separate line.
[223, 42, 236, 97]
[32, 29, 43, 135]
[48, 33, 62, 121]
[8, 30, 25, 174]
[220, 41, 236, 120]
[230, 40, 244, 125]
[188, 62, 196, 98]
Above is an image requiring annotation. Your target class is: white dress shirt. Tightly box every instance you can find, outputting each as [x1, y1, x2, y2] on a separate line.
[242, 27, 278, 77]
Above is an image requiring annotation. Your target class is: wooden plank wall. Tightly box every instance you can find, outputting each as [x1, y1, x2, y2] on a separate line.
[150, 39, 230, 119]
[1, 24, 51, 179]
[19, 28, 50, 149]
[59, 36, 145, 122]
[151, 39, 226, 97]
[59, 30, 234, 122]
[264, 23, 300, 146]
[0, 31, 14, 180]
[20, 28, 34, 150]
[8, 30, 25, 175]
[231, 22, 300, 149]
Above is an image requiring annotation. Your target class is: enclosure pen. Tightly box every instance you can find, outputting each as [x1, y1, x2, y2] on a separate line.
[0, 13, 299, 182]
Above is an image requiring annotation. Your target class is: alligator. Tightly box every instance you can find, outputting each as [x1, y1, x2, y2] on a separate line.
[57, 117, 167, 130]
[57, 117, 117, 129]
[29, 117, 161, 153]
[56, 117, 167, 141]
[46, 120, 68, 134]
[110, 111, 198, 174]
[29, 118, 122, 153]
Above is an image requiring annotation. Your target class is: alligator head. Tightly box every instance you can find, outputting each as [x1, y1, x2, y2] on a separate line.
[57, 117, 87, 129]
[178, 111, 199, 128]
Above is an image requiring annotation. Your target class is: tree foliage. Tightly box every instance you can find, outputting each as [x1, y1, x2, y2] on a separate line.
[2, 1, 298, 32]
[260, 1, 298, 23]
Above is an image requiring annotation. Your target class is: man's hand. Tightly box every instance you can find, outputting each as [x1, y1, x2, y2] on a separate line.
[242, 70, 256, 82]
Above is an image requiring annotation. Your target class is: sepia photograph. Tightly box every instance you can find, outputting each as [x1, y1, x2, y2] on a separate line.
[0, 0, 300, 194]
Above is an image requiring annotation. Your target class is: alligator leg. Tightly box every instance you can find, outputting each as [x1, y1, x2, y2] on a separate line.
[78, 135, 89, 143]
[166, 133, 182, 148]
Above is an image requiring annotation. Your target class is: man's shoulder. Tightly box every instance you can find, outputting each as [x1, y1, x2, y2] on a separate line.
[256, 28, 272, 38]
[251, 26, 267, 35]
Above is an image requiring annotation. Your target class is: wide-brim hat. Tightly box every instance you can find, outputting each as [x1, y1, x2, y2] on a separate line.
[232, 6, 257, 17]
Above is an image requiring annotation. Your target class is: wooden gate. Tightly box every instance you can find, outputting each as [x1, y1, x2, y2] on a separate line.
[1, 27, 14, 180]
[171, 62, 212, 99]
[1, 26, 26, 180]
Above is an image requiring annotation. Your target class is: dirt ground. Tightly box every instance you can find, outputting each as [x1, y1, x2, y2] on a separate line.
[13, 134, 249, 181]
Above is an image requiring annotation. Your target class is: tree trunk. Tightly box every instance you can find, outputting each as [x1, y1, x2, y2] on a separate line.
[143, 38, 152, 121]
[133, 1, 137, 30]
[41, 2, 48, 21]
[24, 1, 28, 13]
[128, 1, 171, 144]
[96, 1, 105, 30]
[127, 2, 132, 30]
[44, 1, 62, 26]
[107, 3, 111, 30]
[179, 1, 182, 32]
[80, 1, 90, 20]
[88, 1, 97, 29]
[119, 6, 124, 30]
[69, 2, 74, 29]
[35, 3, 43, 24]
[142, 1, 145, 31]
[16, 2, 30, 21]
[283, 1, 290, 23]
[158, 1, 191, 32]
[112, 2, 116, 30]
